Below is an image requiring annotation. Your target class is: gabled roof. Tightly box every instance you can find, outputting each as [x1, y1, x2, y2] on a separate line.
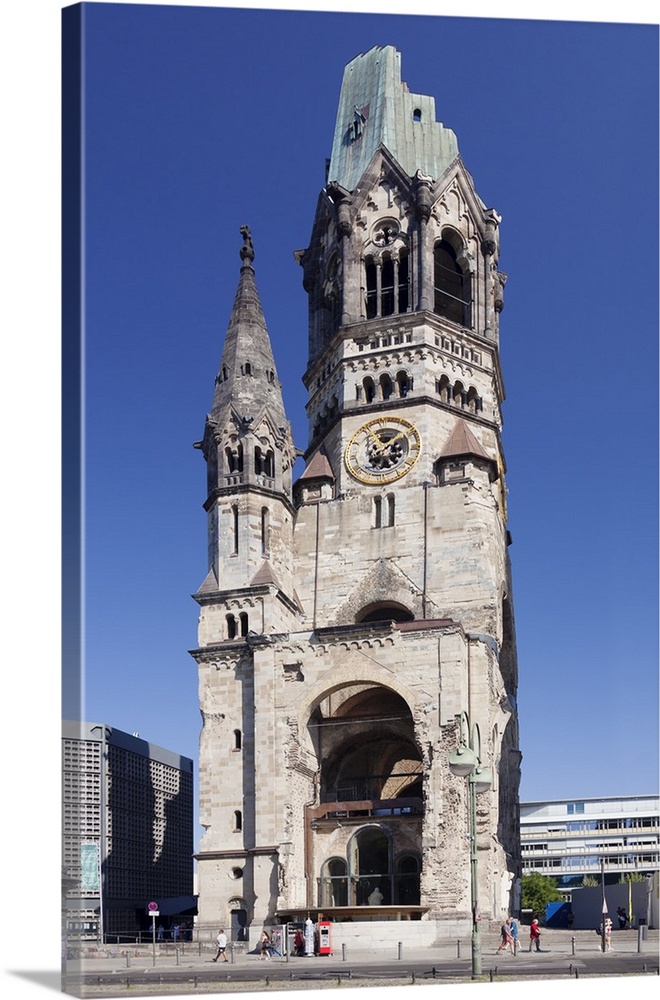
[250, 561, 283, 589]
[194, 566, 219, 596]
[299, 446, 335, 482]
[440, 421, 496, 469]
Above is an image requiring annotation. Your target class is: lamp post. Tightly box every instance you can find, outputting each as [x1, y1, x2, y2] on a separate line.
[600, 858, 609, 953]
[449, 711, 492, 979]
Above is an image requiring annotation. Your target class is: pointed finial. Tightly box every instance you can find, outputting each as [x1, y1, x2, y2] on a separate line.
[239, 225, 255, 265]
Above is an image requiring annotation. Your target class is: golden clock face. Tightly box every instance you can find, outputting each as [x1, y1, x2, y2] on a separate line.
[345, 417, 421, 485]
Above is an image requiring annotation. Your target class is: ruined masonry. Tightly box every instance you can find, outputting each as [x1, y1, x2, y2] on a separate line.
[190, 46, 522, 944]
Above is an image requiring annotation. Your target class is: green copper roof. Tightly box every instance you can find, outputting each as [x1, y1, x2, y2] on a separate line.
[327, 45, 459, 193]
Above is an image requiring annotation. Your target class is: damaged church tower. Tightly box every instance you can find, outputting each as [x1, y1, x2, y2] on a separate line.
[191, 46, 521, 943]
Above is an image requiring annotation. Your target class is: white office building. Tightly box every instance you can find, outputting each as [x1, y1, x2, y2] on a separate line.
[520, 795, 659, 886]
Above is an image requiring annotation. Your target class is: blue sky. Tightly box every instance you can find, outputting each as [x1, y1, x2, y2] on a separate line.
[2, 2, 658, 997]
[71, 3, 659, 818]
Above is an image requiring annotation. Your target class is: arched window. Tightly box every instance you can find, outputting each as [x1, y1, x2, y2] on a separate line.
[398, 251, 409, 313]
[373, 495, 394, 529]
[320, 857, 348, 907]
[381, 256, 395, 316]
[364, 249, 408, 319]
[434, 239, 471, 326]
[395, 854, 421, 904]
[436, 374, 451, 403]
[373, 496, 382, 528]
[380, 373, 393, 400]
[264, 450, 275, 478]
[225, 444, 243, 474]
[226, 614, 237, 639]
[261, 507, 270, 556]
[363, 376, 376, 404]
[396, 370, 411, 398]
[239, 612, 249, 637]
[365, 257, 378, 319]
[386, 493, 395, 527]
[350, 827, 393, 905]
[233, 729, 242, 751]
[357, 603, 414, 624]
[233, 810, 242, 832]
[453, 381, 466, 407]
[466, 386, 482, 413]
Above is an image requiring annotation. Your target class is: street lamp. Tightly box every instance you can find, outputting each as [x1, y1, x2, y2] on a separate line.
[449, 711, 492, 978]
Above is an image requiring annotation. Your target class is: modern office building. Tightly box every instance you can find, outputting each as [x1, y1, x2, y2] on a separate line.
[520, 795, 660, 887]
[62, 721, 195, 940]
[191, 45, 522, 939]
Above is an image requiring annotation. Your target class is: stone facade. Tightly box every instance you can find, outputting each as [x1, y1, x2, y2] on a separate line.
[190, 46, 521, 942]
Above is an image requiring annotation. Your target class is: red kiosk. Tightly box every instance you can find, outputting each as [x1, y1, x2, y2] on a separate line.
[317, 921, 332, 956]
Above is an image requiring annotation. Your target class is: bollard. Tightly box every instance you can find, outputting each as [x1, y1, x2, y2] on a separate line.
[175, 947, 180, 966]
[230, 943, 235, 965]
[342, 942, 347, 962]
[457, 939, 461, 958]
[411, 971, 416, 984]
[125, 951, 131, 968]
[575, 968, 579, 979]
[638, 926, 643, 953]
[571, 935, 576, 956]
[397, 941, 403, 960]
[489, 969, 494, 982]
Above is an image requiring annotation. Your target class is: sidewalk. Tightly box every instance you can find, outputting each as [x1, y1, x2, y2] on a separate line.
[66, 928, 658, 975]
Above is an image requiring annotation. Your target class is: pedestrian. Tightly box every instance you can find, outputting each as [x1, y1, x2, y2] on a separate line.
[171, 922, 180, 942]
[270, 930, 283, 957]
[293, 929, 304, 956]
[617, 907, 627, 930]
[509, 916, 519, 954]
[529, 918, 541, 952]
[496, 918, 514, 954]
[156, 924, 164, 941]
[604, 917, 613, 951]
[260, 931, 272, 959]
[212, 928, 228, 963]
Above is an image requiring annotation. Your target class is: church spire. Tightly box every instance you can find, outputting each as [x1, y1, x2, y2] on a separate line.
[211, 226, 288, 435]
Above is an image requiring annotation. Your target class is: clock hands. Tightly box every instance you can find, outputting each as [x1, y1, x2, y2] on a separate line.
[346, 419, 419, 483]
[367, 426, 406, 451]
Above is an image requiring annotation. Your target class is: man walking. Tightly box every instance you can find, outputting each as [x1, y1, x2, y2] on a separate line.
[213, 929, 229, 962]
[509, 916, 519, 955]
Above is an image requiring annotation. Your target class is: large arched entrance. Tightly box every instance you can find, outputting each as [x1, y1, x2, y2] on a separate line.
[307, 682, 423, 913]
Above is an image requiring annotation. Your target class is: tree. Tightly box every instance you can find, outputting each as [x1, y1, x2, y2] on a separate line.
[521, 873, 563, 915]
